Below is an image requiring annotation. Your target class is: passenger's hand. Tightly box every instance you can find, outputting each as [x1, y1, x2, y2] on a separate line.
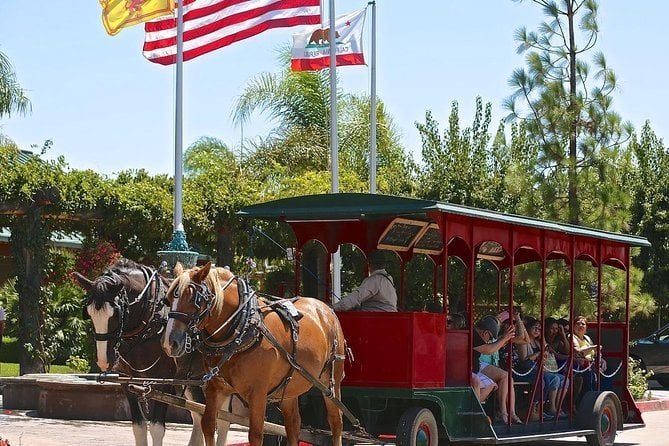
[502, 325, 516, 341]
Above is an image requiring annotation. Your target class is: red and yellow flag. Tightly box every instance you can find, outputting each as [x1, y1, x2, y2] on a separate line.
[100, 0, 174, 36]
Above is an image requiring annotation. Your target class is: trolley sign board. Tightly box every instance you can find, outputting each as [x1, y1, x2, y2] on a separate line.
[377, 218, 429, 252]
[413, 223, 443, 255]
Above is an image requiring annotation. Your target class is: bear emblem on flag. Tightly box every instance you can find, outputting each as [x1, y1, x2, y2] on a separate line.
[308, 28, 341, 47]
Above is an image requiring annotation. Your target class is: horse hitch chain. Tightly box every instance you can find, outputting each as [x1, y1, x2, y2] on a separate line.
[202, 366, 220, 383]
[185, 332, 193, 354]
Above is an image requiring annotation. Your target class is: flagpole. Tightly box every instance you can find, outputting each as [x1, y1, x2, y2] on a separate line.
[174, 0, 184, 233]
[369, 0, 377, 194]
[160, 0, 199, 269]
[328, 0, 341, 302]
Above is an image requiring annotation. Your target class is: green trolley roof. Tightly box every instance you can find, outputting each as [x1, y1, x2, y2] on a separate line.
[238, 193, 650, 248]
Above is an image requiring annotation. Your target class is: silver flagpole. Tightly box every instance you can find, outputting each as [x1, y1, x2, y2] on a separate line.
[369, 1, 377, 194]
[328, 0, 341, 302]
[160, 0, 199, 269]
[174, 0, 184, 233]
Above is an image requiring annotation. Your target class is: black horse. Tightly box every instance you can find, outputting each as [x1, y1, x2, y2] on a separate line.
[74, 258, 228, 446]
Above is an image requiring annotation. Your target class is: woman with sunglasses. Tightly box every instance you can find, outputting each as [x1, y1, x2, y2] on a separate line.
[573, 315, 611, 398]
[519, 318, 568, 419]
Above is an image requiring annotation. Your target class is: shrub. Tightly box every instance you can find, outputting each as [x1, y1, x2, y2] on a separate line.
[628, 356, 653, 400]
[66, 355, 90, 373]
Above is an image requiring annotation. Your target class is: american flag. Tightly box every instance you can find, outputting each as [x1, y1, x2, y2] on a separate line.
[143, 0, 321, 65]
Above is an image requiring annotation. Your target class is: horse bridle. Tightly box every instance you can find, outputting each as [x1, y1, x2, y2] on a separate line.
[167, 275, 255, 355]
[87, 266, 165, 370]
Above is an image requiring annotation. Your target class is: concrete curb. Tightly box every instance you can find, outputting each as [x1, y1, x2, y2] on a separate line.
[636, 398, 669, 413]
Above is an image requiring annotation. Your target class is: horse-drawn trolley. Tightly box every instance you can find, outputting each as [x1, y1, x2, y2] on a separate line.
[85, 192, 648, 446]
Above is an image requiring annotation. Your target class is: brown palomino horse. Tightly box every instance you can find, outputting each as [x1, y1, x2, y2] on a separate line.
[162, 262, 346, 446]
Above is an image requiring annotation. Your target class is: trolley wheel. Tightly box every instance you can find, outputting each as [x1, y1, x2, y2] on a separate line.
[396, 407, 439, 446]
[577, 391, 621, 446]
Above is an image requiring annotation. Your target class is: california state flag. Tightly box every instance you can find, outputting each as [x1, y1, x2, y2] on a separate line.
[291, 9, 366, 71]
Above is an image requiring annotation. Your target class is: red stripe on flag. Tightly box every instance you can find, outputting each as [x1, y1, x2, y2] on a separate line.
[144, 0, 316, 52]
[149, 16, 321, 65]
[183, 0, 255, 22]
[144, 0, 320, 64]
[290, 53, 366, 71]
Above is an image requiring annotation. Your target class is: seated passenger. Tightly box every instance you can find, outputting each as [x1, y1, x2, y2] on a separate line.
[472, 315, 522, 424]
[573, 315, 612, 397]
[333, 250, 398, 312]
[448, 312, 467, 330]
[518, 317, 569, 419]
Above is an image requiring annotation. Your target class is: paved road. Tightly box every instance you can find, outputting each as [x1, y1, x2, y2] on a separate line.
[1, 391, 667, 445]
[2, 408, 667, 446]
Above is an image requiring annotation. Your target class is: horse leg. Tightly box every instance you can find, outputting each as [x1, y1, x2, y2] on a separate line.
[279, 397, 302, 446]
[323, 396, 343, 446]
[214, 394, 232, 446]
[202, 386, 230, 446]
[246, 390, 270, 446]
[148, 398, 168, 446]
[125, 390, 149, 446]
[323, 361, 344, 446]
[186, 386, 205, 446]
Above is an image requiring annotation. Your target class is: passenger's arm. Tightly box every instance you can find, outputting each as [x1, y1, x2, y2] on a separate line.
[473, 327, 515, 355]
[333, 278, 376, 311]
[573, 337, 598, 356]
[513, 315, 530, 344]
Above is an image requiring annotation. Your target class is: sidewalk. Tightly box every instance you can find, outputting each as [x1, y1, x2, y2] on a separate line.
[2, 391, 668, 445]
[635, 387, 669, 413]
[0, 396, 250, 446]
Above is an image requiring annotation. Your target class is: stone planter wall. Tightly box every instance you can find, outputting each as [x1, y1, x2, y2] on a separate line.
[0, 374, 191, 423]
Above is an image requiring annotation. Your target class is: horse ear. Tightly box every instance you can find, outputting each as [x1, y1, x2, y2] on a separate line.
[72, 272, 94, 291]
[192, 261, 212, 283]
[173, 261, 184, 277]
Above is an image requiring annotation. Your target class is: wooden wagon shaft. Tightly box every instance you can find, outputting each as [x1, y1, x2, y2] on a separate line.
[131, 386, 382, 445]
[129, 385, 327, 443]
[97, 373, 203, 387]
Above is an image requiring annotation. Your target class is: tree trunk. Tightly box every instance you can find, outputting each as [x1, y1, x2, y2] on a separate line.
[567, 0, 580, 225]
[216, 225, 234, 268]
[10, 207, 47, 375]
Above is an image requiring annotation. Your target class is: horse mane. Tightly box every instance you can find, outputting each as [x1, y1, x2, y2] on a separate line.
[208, 267, 236, 313]
[104, 257, 144, 275]
[88, 258, 147, 308]
[173, 265, 235, 313]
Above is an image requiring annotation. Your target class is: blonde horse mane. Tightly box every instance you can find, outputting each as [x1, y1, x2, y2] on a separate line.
[173, 265, 236, 313]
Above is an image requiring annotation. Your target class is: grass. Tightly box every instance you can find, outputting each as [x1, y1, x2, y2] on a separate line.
[1, 337, 82, 376]
[0, 363, 75, 377]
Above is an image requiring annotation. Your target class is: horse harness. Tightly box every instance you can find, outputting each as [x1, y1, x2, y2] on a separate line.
[89, 266, 168, 373]
[167, 276, 362, 430]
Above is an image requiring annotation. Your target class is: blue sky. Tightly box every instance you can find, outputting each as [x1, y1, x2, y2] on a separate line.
[0, 1, 667, 176]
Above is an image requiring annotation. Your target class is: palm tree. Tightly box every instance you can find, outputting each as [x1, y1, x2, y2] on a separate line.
[0, 51, 31, 118]
[233, 47, 414, 195]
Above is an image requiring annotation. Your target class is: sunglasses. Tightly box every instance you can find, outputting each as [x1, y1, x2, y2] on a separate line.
[575, 322, 587, 326]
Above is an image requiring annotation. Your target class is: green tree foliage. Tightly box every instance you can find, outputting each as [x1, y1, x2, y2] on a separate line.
[0, 50, 30, 118]
[630, 123, 669, 314]
[99, 169, 173, 263]
[183, 136, 261, 268]
[415, 97, 515, 211]
[506, 0, 633, 225]
[234, 48, 414, 199]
